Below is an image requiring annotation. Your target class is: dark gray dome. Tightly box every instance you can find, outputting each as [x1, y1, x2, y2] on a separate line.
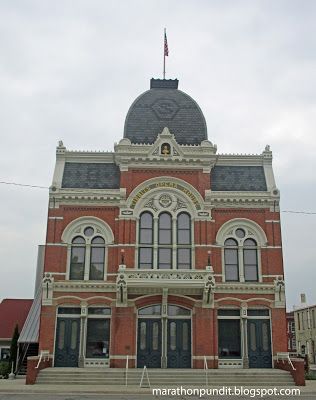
[124, 79, 208, 145]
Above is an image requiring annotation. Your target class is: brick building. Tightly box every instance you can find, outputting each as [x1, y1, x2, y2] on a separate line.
[36, 78, 287, 371]
[0, 299, 33, 361]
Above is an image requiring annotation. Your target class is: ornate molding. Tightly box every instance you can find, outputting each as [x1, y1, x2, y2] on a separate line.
[52, 281, 116, 292]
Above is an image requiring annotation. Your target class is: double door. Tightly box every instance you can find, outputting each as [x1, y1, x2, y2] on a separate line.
[137, 318, 191, 368]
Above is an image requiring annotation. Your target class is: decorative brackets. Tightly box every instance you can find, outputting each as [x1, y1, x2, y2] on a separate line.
[42, 273, 54, 305]
[116, 265, 128, 307]
[274, 276, 285, 308]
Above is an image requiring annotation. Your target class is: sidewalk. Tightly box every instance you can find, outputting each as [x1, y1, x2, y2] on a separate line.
[1, 378, 150, 394]
[1, 378, 316, 395]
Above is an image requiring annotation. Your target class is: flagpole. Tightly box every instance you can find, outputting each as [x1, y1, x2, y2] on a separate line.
[163, 28, 166, 79]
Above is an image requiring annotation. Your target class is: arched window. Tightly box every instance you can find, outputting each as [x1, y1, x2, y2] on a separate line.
[63, 217, 113, 281]
[224, 239, 239, 281]
[69, 227, 105, 281]
[177, 212, 191, 270]
[243, 239, 258, 281]
[138, 211, 193, 270]
[70, 236, 86, 280]
[89, 237, 105, 280]
[139, 212, 153, 269]
[158, 212, 172, 269]
[216, 219, 265, 283]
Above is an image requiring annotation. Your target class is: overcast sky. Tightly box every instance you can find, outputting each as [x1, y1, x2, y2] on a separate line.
[0, 0, 315, 310]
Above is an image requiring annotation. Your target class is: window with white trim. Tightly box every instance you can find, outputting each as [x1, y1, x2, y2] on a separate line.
[138, 211, 192, 269]
[223, 226, 260, 282]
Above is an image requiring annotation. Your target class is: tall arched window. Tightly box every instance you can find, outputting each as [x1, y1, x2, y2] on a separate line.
[70, 236, 86, 280]
[177, 212, 191, 270]
[224, 238, 239, 281]
[243, 239, 258, 281]
[89, 237, 105, 280]
[138, 211, 192, 269]
[158, 212, 172, 269]
[63, 217, 113, 281]
[139, 212, 153, 269]
[217, 220, 264, 283]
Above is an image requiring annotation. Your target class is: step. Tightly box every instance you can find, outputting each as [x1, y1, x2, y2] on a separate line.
[36, 367, 295, 386]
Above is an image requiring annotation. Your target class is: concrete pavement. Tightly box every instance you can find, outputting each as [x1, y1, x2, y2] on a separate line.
[1, 377, 316, 399]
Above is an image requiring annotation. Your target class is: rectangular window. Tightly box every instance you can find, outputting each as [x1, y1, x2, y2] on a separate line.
[70, 247, 85, 280]
[247, 309, 269, 317]
[177, 248, 191, 269]
[0, 348, 10, 360]
[86, 319, 110, 359]
[224, 249, 239, 281]
[58, 307, 81, 315]
[244, 249, 258, 281]
[218, 320, 241, 358]
[218, 309, 240, 317]
[158, 248, 172, 269]
[139, 248, 153, 269]
[88, 308, 111, 315]
[89, 247, 105, 280]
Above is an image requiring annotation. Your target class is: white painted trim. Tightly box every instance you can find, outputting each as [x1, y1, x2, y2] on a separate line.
[110, 355, 136, 360]
[126, 176, 206, 217]
[192, 356, 218, 360]
[61, 216, 114, 244]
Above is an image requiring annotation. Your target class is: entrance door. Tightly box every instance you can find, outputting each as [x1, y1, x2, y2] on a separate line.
[167, 319, 191, 368]
[137, 319, 162, 368]
[55, 318, 80, 367]
[247, 319, 272, 368]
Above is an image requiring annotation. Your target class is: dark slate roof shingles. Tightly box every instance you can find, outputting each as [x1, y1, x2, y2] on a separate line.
[211, 166, 267, 191]
[62, 163, 120, 189]
[124, 82, 207, 145]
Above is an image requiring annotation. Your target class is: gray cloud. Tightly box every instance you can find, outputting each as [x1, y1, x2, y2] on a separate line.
[0, 0, 315, 309]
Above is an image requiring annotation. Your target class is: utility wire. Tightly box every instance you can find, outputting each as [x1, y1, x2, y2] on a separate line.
[1, 180, 315, 215]
[0, 181, 48, 189]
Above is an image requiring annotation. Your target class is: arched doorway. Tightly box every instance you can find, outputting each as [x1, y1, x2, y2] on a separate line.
[137, 304, 191, 368]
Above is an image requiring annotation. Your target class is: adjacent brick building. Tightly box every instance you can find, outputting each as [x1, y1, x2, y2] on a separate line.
[35, 78, 287, 372]
[286, 312, 297, 354]
[0, 299, 33, 361]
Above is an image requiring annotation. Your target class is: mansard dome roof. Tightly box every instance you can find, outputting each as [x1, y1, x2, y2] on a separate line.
[124, 79, 208, 145]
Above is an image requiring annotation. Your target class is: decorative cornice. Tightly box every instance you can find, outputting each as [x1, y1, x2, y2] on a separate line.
[53, 281, 117, 292]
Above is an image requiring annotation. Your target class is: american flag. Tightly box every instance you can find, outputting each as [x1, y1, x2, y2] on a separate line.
[164, 31, 169, 57]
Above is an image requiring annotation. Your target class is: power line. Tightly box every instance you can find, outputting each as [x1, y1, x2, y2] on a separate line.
[0, 181, 48, 189]
[1, 180, 315, 215]
[282, 210, 316, 215]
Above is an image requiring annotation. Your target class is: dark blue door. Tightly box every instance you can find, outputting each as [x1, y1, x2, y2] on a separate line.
[55, 318, 80, 367]
[167, 319, 191, 368]
[137, 319, 162, 368]
[247, 319, 272, 368]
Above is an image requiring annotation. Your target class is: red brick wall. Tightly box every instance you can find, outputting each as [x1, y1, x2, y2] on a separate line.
[271, 308, 288, 354]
